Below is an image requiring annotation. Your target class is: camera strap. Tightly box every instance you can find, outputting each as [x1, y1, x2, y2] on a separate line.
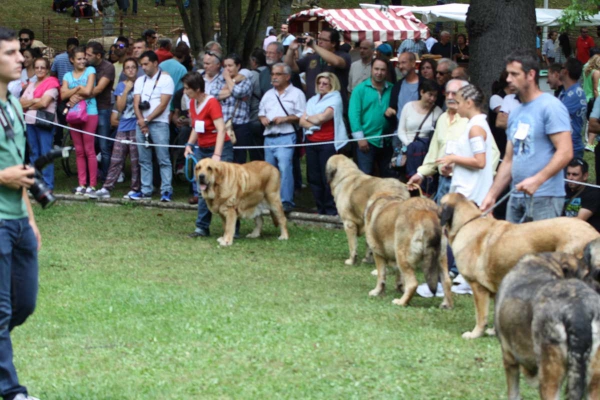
[142, 70, 162, 100]
[0, 94, 27, 163]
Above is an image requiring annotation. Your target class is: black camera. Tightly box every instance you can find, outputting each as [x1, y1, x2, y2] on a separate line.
[297, 37, 306, 44]
[29, 147, 72, 209]
[139, 101, 151, 111]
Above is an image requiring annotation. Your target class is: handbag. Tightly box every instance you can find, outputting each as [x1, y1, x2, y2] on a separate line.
[66, 100, 89, 125]
[404, 106, 436, 175]
[35, 109, 55, 130]
[224, 100, 240, 145]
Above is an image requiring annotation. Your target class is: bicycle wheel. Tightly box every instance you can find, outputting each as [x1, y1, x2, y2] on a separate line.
[61, 131, 77, 177]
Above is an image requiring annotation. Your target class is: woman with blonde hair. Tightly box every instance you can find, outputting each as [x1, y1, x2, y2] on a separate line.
[300, 72, 348, 215]
[583, 54, 600, 150]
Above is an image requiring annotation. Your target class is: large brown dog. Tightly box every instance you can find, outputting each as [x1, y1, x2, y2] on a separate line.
[326, 155, 409, 265]
[195, 159, 288, 246]
[495, 251, 600, 400]
[439, 192, 600, 339]
[365, 192, 452, 309]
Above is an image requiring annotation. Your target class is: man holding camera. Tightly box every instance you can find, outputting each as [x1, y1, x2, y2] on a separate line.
[0, 27, 41, 400]
[132, 50, 175, 201]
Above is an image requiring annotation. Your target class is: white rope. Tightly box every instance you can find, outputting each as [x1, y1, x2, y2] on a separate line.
[29, 113, 399, 150]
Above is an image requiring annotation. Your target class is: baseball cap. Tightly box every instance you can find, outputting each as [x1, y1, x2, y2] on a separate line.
[377, 43, 393, 56]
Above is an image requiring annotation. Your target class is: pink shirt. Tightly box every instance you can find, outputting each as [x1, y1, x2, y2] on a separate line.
[21, 80, 58, 125]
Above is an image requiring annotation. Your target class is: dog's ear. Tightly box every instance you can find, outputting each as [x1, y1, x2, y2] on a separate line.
[583, 238, 600, 269]
[439, 204, 454, 228]
[326, 166, 337, 184]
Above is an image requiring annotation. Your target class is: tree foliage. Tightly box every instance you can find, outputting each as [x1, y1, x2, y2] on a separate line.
[558, 0, 600, 30]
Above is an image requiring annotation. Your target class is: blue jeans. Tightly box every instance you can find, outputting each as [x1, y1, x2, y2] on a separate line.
[96, 109, 114, 181]
[195, 141, 234, 232]
[0, 218, 38, 399]
[264, 133, 295, 207]
[506, 195, 564, 223]
[306, 142, 337, 215]
[434, 175, 452, 205]
[136, 122, 172, 195]
[26, 124, 55, 190]
[355, 142, 396, 177]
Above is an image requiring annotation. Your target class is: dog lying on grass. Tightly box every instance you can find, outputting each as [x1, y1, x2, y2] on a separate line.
[365, 192, 452, 309]
[195, 159, 288, 246]
[326, 155, 409, 266]
[439, 192, 600, 339]
[495, 247, 600, 400]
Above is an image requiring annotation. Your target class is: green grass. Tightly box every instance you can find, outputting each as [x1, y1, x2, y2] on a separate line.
[13, 202, 536, 399]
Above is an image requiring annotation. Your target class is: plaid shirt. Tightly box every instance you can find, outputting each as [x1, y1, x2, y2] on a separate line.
[209, 74, 253, 125]
[398, 39, 428, 56]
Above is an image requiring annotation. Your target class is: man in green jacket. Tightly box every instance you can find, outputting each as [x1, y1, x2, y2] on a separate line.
[348, 57, 395, 177]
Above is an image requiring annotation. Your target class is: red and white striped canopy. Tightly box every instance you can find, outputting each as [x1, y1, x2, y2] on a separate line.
[287, 8, 428, 43]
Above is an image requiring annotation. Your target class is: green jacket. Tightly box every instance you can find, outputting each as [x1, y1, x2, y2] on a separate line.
[0, 96, 27, 220]
[348, 78, 392, 148]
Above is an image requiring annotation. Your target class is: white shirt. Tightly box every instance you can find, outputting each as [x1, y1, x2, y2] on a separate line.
[258, 84, 306, 135]
[398, 101, 443, 145]
[425, 37, 438, 53]
[133, 69, 175, 123]
[499, 94, 520, 115]
[489, 94, 503, 111]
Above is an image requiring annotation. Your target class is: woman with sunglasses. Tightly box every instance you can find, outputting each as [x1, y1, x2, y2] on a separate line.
[300, 72, 347, 215]
[19, 57, 60, 191]
[61, 45, 99, 196]
[90, 58, 141, 199]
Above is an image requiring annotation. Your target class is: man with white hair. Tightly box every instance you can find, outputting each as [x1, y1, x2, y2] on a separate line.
[431, 31, 452, 59]
[260, 42, 302, 96]
[408, 79, 500, 203]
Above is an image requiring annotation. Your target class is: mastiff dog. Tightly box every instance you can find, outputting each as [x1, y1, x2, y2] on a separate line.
[439, 192, 600, 339]
[365, 192, 452, 309]
[326, 155, 409, 265]
[496, 250, 600, 400]
[195, 159, 289, 246]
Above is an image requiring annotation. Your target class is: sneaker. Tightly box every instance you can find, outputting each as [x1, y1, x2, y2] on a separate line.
[89, 18, 93, 23]
[117, 172, 125, 183]
[188, 228, 209, 238]
[585, 143, 596, 152]
[283, 203, 294, 213]
[123, 190, 139, 199]
[129, 192, 152, 201]
[14, 394, 40, 400]
[75, 18, 79, 23]
[85, 186, 97, 197]
[88, 188, 110, 199]
[74, 186, 86, 195]
[160, 191, 173, 202]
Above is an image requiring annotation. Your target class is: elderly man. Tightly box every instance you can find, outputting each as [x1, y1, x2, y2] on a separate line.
[349, 57, 395, 177]
[481, 49, 573, 223]
[408, 79, 500, 203]
[430, 31, 452, 58]
[348, 40, 373, 94]
[260, 41, 302, 96]
[203, 51, 223, 95]
[435, 58, 457, 107]
[258, 63, 306, 212]
[397, 37, 428, 57]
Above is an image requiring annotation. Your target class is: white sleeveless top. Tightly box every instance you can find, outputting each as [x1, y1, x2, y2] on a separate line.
[448, 114, 495, 206]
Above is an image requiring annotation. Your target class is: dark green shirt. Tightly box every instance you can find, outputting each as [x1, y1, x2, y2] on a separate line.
[348, 78, 392, 148]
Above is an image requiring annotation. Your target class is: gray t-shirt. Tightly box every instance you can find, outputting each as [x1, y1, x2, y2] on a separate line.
[507, 93, 571, 197]
[397, 81, 419, 122]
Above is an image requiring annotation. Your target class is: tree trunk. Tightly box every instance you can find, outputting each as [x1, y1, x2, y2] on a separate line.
[279, 0, 293, 26]
[198, 0, 214, 48]
[466, 0, 536, 98]
[173, 0, 213, 54]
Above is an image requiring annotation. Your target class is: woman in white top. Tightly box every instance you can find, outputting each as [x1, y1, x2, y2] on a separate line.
[436, 84, 495, 206]
[397, 79, 443, 148]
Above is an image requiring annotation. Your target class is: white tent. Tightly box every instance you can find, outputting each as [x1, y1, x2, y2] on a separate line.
[360, 3, 600, 26]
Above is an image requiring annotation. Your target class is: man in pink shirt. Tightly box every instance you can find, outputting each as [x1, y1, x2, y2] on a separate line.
[576, 27, 595, 64]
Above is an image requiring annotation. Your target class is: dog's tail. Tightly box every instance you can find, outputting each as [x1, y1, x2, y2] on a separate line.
[564, 310, 598, 400]
[411, 211, 442, 296]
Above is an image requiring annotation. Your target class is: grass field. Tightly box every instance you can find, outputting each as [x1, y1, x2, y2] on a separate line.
[12, 202, 536, 399]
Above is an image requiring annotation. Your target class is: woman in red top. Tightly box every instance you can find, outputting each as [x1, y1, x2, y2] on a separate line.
[299, 72, 348, 215]
[182, 72, 234, 238]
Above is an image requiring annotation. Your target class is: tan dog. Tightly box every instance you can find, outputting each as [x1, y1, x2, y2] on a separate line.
[365, 192, 452, 309]
[195, 159, 288, 246]
[439, 192, 600, 339]
[326, 155, 409, 265]
[496, 251, 600, 400]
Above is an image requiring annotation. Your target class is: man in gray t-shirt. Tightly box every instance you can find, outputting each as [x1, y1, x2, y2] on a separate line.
[481, 49, 573, 223]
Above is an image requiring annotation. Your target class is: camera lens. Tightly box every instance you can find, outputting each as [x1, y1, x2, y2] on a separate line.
[29, 177, 56, 209]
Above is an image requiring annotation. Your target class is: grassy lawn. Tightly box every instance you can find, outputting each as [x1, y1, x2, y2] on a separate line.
[12, 201, 536, 399]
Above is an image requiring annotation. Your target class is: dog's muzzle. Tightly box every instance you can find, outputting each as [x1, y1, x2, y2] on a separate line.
[198, 173, 209, 191]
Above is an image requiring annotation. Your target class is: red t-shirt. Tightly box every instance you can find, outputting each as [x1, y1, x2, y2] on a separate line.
[155, 48, 174, 64]
[189, 96, 229, 148]
[307, 119, 334, 142]
[577, 36, 596, 64]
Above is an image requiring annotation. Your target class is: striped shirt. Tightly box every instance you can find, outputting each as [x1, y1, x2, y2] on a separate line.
[50, 52, 74, 83]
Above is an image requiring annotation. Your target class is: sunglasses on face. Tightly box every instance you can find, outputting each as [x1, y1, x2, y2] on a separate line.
[117, 43, 126, 48]
[19, 38, 30, 42]
[436, 71, 449, 76]
[206, 51, 222, 62]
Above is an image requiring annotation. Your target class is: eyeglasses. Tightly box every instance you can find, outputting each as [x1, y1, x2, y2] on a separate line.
[573, 158, 585, 166]
[124, 66, 138, 70]
[151, 36, 157, 39]
[117, 43, 126, 48]
[317, 37, 331, 42]
[19, 38, 30, 42]
[271, 72, 287, 76]
[436, 70, 449, 76]
[206, 51, 222, 62]
[318, 81, 330, 86]
[34, 66, 47, 70]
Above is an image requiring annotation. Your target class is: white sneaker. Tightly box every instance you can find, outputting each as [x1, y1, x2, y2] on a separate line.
[74, 186, 86, 195]
[123, 190, 138, 199]
[14, 394, 40, 400]
[451, 274, 473, 295]
[88, 188, 110, 199]
[75, 18, 79, 23]
[88, 19, 93, 23]
[85, 187, 97, 197]
[416, 282, 444, 298]
[96, 153, 101, 162]
[117, 172, 125, 183]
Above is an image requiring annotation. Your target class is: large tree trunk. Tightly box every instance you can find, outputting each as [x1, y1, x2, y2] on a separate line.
[466, 0, 536, 98]
[279, 0, 293, 26]
[174, 0, 213, 54]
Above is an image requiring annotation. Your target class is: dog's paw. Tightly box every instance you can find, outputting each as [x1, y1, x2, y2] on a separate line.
[370, 269, 378, 276]
[485, 327, 496, 337]
[246, 232, 260, 239]
[462, 330, 483, 340]
[391, 298, 408, 306]
[439, 302, 453, 310]
[217, 237, 233, 246]
[278, 234, 289, 241]
[344, 258, 356, 266]
[368, 288, 383, 297]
